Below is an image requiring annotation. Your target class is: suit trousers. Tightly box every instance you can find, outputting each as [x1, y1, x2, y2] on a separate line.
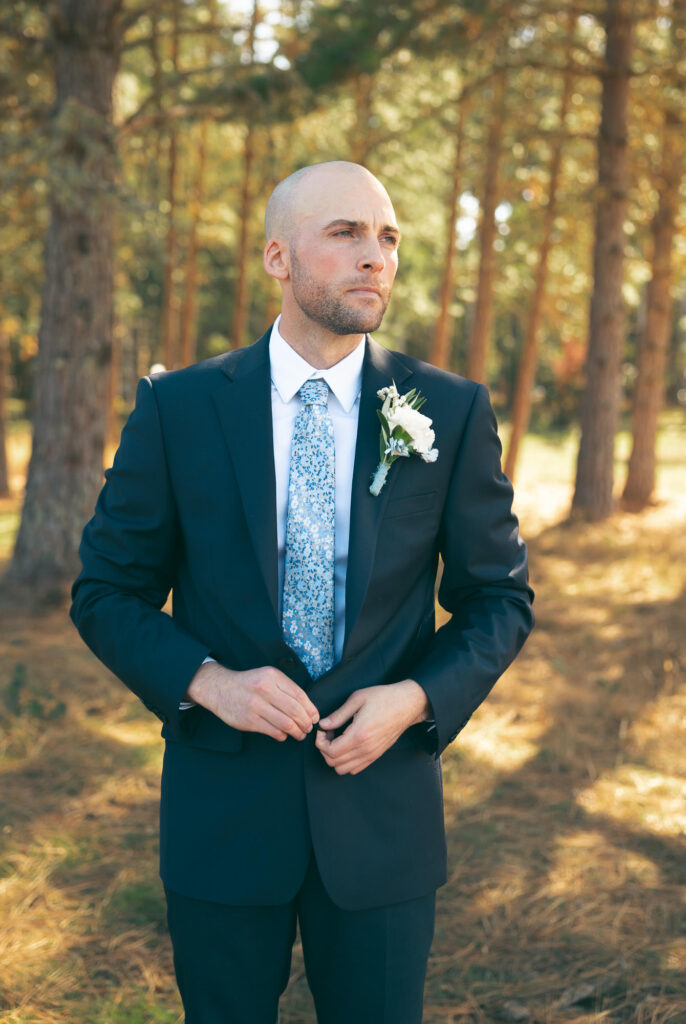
[165, 851, 436, 1024]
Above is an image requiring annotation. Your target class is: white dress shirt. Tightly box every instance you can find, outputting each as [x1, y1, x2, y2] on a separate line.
[181, 317, 364, 705]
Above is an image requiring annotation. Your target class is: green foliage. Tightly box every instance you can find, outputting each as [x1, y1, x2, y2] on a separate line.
[2, 0, 685, 428]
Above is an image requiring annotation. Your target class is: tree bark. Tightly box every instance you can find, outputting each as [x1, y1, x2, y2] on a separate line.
[466, 69, 506, 384]
[5, 0, 122, 590]
[179, 118, 208, 367]
[230, 0, 260, 350]
[105, 321, 121, 455]
[622, 105, 682, 509]
[231, 121, 256, 349]
[0, 317, 9, 498]
[178, 0, 216, 368]
[431, 94, 468, 371]
[571, 0, 633, 521]
[352, 73, 375, 167]
[504, 42, 574, 481]
[160, 0, 181, 370]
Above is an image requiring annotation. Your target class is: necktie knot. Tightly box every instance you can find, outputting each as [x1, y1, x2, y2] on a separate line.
[299, 379, 329, 408]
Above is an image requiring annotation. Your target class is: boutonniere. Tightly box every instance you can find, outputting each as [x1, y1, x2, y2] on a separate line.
[369, 381, 439, 496]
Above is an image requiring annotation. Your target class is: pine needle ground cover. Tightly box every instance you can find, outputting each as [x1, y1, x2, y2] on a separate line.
[0, 417, 684, 1024]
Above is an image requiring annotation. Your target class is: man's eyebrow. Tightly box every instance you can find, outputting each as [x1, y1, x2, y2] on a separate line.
[322, 218, 401, 239]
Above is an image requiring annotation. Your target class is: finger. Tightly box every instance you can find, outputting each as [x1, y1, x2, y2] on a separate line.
[258, 703, 308, 741]
[324, 719, 374, 758]
[331, 756, 371, 775]
[275, 675, 320, 722]
[319, 692, 363, 730]
[271, 689, 317, 735]
[314, 728, 336, 751]
[254, 716, 289, 742]
[318, 737, 378, 773]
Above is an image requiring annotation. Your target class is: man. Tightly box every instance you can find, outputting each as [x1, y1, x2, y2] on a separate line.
[71, 161, 533, 1023]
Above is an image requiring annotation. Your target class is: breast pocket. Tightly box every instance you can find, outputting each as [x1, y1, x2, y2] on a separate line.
[382, 490, 437, 520]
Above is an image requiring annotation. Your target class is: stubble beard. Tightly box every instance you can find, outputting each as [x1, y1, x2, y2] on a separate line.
[289, 249, 390, 336]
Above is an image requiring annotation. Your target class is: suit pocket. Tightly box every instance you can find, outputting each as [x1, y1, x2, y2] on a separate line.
[383, 490, 437, 520]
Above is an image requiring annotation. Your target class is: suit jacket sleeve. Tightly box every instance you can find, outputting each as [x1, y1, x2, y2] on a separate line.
[411, 383, 534, 756]
[70, 377, 212, 735]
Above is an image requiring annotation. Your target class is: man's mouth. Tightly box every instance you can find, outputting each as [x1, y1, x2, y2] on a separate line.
[348, 286, 382, 297]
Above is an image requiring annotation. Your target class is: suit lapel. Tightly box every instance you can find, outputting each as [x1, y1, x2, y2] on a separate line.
[210, 331, 280, 625]
[343, 338, 412, 657]
[209, 330, 414, 659]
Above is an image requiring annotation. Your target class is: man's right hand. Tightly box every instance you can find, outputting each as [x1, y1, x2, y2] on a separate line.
[184, 661, 319, 741]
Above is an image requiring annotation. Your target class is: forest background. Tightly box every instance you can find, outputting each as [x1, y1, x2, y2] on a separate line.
[0, 1, 685, 1023]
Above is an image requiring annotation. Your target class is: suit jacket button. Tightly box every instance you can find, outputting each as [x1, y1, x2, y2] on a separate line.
[279, 657, 297, 672]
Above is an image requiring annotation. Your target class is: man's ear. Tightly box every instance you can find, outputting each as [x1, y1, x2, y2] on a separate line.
[264, 239, 289, 281]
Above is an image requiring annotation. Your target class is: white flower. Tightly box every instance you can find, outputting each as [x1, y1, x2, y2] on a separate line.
[369, 380, 439, 496]
[376, 383, 399, 402]
[385, 404, 436, 455]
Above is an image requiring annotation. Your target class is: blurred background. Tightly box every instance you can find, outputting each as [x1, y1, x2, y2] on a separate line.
[0, 1, 684, 1022]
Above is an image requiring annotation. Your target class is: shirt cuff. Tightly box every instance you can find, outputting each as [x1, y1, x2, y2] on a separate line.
[179, 656, 216, 710]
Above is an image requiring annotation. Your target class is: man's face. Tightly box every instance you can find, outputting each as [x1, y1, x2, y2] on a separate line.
[285, 171, 400, 337]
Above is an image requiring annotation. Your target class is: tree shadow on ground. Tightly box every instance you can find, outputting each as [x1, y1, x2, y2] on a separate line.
[413, 517, 686, 1024]
[1, 509, 684, 1024]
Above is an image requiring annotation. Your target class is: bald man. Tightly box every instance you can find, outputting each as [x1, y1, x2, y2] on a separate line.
[71, 161, 533, 1023]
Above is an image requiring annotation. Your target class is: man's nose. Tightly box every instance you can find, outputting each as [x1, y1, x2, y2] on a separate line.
[357, 237, 385, 272]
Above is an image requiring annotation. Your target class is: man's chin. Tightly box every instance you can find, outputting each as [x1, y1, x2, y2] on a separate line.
[332, 306, 388, 336]
[294, 294, 389, 336]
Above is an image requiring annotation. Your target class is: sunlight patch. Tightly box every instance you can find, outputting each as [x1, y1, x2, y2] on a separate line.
[456, 706, 549, 772]
[544, 830, 662, 896]
[575, 766, 686, 837]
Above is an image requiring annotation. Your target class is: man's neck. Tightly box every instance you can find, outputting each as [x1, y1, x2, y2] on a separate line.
[277, 312, 364, 370]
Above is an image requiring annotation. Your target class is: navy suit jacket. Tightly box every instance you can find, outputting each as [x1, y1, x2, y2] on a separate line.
[70, 329, 533, 910]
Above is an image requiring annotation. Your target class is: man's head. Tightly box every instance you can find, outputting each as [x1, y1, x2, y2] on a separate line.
[263, 161, 400, 343]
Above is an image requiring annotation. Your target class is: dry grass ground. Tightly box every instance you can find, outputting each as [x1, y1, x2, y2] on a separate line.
[0, 415, 684, 1024]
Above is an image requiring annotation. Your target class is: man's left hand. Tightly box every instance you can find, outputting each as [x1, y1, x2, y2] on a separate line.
[314, 680, 431, 775]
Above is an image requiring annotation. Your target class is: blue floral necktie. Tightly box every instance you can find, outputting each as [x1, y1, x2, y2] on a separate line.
[281, 379, 336, 679]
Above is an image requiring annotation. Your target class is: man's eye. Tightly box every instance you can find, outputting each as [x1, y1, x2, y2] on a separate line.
[333, 229, 354, 237]
[381, 235, 399, 246]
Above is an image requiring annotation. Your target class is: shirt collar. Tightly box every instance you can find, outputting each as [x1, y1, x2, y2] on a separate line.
[269, 314, 365, 414]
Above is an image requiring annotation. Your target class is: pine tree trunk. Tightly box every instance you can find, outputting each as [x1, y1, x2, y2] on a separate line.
[179, 0, 215, 367]
[230, 0, 260, 350]
[622, 106, 681, 509]
[160, 0, 181, 370]
[179, 118, 208, 366]
[431, 95, 468, 371]
[571, 0, 632, 521]
[263, 127, 288, 328]
[504, 53, 573, 481]
[352, 73, 374, 167]
[4, 0, 122, 590]
[105, 322, 121, 455]
[466, 70, 506, 383]
[231, 121, 256, 350]
[0, 318, 9, 498]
